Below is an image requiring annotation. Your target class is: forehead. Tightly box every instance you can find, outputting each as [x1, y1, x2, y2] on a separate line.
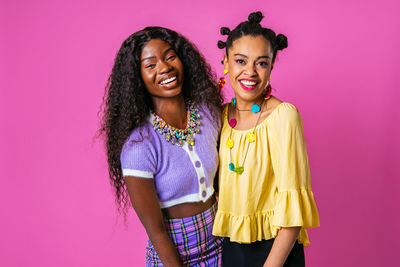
[229, 35, 272, 57]
[141, 39, 172, 59]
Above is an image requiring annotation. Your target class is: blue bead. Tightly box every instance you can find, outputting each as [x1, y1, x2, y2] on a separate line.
[229, 163, 235, 171]
[232, 98, 236, 107]
[251, 104, 261, 113]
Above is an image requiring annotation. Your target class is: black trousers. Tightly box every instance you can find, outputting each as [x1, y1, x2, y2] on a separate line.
[222, 238, 305, 267]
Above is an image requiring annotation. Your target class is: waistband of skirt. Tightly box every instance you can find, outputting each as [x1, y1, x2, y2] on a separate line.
[164, 201, 217, 232]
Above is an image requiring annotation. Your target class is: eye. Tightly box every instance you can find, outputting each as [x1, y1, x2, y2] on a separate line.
[257, 61, 268, 67]
[145, 64, 156, 69]
[167, 54, 176, 60]
[235, 59, 245, 65]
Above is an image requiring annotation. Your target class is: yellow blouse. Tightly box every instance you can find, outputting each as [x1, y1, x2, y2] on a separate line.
[212, 102, 319, 246]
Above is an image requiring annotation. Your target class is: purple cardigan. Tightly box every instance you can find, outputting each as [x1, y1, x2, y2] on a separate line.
[120, 105, 221, 208]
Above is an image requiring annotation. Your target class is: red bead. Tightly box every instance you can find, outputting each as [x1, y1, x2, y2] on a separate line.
[229, 118, 237, 128]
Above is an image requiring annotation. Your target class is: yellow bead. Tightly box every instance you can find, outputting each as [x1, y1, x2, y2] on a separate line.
[246, 133, 256, 143]
[224, 69, 228, 75]
[226, 138, 234, 148]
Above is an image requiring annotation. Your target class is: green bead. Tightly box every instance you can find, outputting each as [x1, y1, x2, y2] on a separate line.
[234, 166, 244, 174]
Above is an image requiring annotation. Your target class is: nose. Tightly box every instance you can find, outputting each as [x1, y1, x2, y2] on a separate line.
[244, 64, 257, 76]
[158, 60, 172, 74]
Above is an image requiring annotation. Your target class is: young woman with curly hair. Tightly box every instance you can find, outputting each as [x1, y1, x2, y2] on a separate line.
[213, 12, 320, 267]
[100, 27, 223, 266]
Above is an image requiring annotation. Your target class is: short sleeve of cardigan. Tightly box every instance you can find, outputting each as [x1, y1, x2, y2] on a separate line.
[120, 132, 156, 179]
[268, 103, 320, 229]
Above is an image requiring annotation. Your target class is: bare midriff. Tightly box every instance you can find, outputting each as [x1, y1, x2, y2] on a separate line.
[162, 194, 216, 219]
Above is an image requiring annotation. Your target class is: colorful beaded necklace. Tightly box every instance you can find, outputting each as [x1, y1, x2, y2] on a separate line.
[152, 102, 200, 147]
[227, 98, 267, 174]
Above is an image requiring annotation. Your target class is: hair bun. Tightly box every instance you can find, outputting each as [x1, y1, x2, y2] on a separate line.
[248, 11, 264, 24]
[217, 40, 226, 49]
[276, 34, 288, 50]
[220, 27, 231, 36]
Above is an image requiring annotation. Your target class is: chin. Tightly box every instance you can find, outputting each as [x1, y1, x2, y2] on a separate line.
[235, 89, 263, 102]
[164, 87, 183, 97]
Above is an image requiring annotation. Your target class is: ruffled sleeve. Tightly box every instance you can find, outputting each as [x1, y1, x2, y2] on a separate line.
[268, 103, 320, 233]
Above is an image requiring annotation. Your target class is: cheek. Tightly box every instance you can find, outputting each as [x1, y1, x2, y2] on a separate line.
[260, 68, 271, 78]
[228, 72, 242, 93]
[255, 65, 271, 76]
[227, 64, 242, 78]
[141, 70, 155, 85]
[175, 60, 184, 74]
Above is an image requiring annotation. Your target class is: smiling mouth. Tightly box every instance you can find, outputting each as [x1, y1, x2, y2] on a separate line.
[240, 80, 258, 86]
[239, 79, 259, 90]
[159, 76, 177, 85]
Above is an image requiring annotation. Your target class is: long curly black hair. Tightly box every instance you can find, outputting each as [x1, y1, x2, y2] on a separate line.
[100, 27, 222, 213]
[217, 11, 288, 64]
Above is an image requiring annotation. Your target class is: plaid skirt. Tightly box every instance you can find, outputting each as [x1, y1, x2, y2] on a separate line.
[146, 202, 223, 266]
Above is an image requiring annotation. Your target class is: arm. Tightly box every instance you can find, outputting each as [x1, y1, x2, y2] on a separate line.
[125, 177, 182, 267]
[266, 104, 320, 266]
[263, 227, 301, 267]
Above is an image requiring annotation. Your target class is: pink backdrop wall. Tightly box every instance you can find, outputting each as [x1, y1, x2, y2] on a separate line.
[1, 0, 399, 266]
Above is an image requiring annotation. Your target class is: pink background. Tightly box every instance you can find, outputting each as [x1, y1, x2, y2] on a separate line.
[1, 0, 399, 266]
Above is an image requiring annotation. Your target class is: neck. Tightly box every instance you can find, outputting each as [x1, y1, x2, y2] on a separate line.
[233, 95, 264, 119]
[152, 94, 187, 129]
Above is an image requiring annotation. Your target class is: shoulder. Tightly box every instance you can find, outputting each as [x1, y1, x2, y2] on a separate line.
[198, 102, 221, 119]
[120, 121, 158, 174]
[272, 102, 301, 121]
[268, 101, 303, 131]
[197, 102, 223, 131]
[120, 122, 157, 178]
[221, 103, 229, 116]
[121, 121, 156, 156]
[125, 122, 153, 144]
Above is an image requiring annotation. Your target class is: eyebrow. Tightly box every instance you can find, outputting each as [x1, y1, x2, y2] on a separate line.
[141, 48, 175, 62]
[234, 53, 270, 60]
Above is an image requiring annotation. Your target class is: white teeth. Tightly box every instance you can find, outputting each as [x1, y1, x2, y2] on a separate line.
[160, 76, 177, 85]
[240, 80, 257, 86]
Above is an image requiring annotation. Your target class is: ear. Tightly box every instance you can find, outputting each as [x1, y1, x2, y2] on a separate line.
[223, 55, 229, 70]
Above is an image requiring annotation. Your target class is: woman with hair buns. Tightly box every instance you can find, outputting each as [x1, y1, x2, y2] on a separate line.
[212, 12, 320, 266]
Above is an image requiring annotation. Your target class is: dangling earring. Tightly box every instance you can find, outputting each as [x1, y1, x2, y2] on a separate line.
[217, 68, 228, 91]
[264, 76, 272, 100]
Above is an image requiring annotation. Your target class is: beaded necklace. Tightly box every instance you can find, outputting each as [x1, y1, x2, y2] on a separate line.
[152, 102, 201, 147]
[227, 98, 267, 174]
